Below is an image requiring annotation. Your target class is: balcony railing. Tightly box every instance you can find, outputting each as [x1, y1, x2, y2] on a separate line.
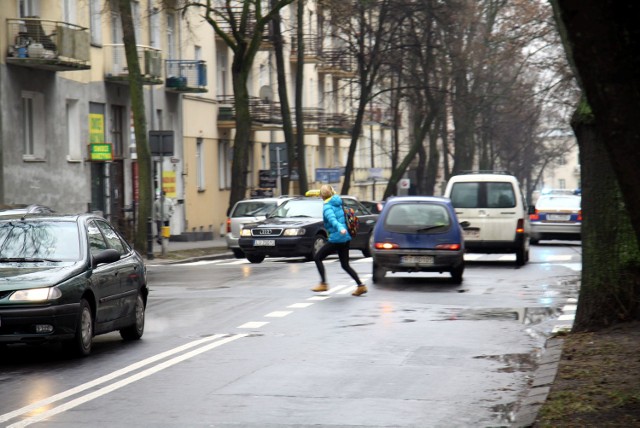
[6, 18, 90, 71]
[103, 44, 162, 85]
[216, 96, 283, 127]
[317, 49, 356, 77]
[165, 60, 207, 93]
[289, 36, 320, 62]
[213, 7, 272, 49]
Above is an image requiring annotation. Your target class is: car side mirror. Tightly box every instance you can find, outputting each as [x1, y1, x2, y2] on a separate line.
[92, 248, 121, 268]
[460, 221, 470, 228]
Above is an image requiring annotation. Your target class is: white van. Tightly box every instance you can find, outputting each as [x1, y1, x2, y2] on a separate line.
[443, 172, 530, 266]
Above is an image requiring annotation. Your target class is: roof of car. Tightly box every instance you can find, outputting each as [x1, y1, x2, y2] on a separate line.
[0, 212, 99, 222]
[386, 196, 452, 204]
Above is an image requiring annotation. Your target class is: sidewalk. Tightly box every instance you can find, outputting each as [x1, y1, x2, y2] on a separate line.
[142, 235, 234, 264]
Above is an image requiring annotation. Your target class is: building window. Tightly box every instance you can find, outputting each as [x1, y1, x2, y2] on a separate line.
[89, 0, 102, 45]
[196, 138, 205, 191]
[216, 46, 228, 97]
[66, 99, 81, 161]
[559, 179, 566, 189]
[166, 13, 176, 60]
[150, 8, 160, 49]
[110, 105, 125, 158]
[219, 139, 232, 189]
[19, 0, 39, 18]
[22, 91, 45, 160]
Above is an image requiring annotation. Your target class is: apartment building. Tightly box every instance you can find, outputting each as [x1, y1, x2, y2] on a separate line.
[0, 1, 397, 242]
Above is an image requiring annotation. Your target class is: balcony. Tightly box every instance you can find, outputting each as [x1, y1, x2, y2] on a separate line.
[289, 36, 320, 63]
[165, 60, 207, 93]
[103, 44, 162, 85]
[317, 49, 356, 78]
[320, 113, 353, 137]
[216, 95, 283, 129]
[213, 7, 272, 49]
[6, 18, 90, 71]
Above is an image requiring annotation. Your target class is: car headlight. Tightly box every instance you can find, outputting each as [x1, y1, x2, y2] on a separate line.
[9, 287, 62, 302]
[283, 228, 305, 236]
[240, 229, 252, 237]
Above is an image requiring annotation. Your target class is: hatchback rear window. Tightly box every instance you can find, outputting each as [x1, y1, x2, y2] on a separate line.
[384, 203, 451, 232]
[450, 182, 516, 209]
[231, 201, 278, 217]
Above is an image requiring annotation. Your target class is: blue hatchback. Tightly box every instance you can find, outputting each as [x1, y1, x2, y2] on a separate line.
[370, 196, 467, 284]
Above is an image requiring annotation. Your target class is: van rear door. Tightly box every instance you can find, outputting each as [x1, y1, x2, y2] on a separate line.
[449, 181, 519, 242]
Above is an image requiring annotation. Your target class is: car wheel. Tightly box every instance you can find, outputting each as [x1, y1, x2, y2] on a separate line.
[246, 254, 265, 263]
[306, 235, 326, 261]
[120, 292, 145, 341]
[530, 234, 540, 245]
[450, 263, 464, 284]
[516, 244, 527, 266]
[64, 298, 93, 357]
[372, 262, 386, 284]
[232, 248, 244, 259]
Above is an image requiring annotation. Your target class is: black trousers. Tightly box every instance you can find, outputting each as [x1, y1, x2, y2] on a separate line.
[314, 240, 362, 285]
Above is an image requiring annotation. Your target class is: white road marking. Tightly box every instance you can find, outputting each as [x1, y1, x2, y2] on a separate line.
[338, 286, 356, 295]
[7, 334, 247, 428]
[237, 321, 269, 329]
[558, 314, 575, 321]
[563, 305, 577, 312]
[546, 255, 573, 261]
[464, 254, 483, 261]
[265, 311, 292, 318]
[308, 296, 330, 301]
[0, 334, 239, 424]
[288, 303, 314, 308]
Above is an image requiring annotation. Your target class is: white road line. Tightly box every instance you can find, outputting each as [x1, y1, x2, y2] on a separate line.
[0, 334, 230, 423]
[237, 321, 269, 329]
[558, 314, 575, 321]
[563, 305, 577, 312]
[338, 286, 356, 295]
[326, 284, 351, 294]
[308, 296, 330, 301]
[265, 311, 293, 318]
[288, 303, 314, 308]
[464, 254, 483, 261]
[7, 334, 247, 428]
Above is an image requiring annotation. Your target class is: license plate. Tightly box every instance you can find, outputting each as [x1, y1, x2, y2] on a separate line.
[254, 239, 275, 246]
[401, 255, 434, 265]
[463, 229, 480, 239]
[548, 214, 570, 221]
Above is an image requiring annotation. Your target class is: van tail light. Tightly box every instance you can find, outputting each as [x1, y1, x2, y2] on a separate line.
[435, 243, 461, 251]
[578, 210, 582, 221]
[226, 218, 231, 234]
[516, 218, 525, 234]
[529, 210, 540, 221]
[374, 242, 399, 250]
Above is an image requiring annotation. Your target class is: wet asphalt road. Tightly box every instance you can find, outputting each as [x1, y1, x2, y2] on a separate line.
[0, 242, 581, 427]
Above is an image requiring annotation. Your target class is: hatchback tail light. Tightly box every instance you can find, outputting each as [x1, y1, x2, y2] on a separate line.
[516, 218, 525, 234]
[226, 218, 231, 234]
[435, 243, 461, 251]
[578, 210, 582, 221]
[374, 242, 399, 250]
[529, 210, 540, 221]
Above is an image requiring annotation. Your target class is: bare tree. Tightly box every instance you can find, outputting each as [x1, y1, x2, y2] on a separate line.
[178, 0, 295, 213]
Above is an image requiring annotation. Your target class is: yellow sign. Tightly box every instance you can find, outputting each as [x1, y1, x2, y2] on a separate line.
[162, 171, 176, 198]
[89, 113, 105, 143]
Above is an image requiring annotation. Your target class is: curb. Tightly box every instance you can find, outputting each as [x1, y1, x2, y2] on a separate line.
[512, 337, 564, 427]
[144, 251, 235, 265]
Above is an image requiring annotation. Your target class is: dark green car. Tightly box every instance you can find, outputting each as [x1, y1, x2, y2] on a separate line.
[0, 213, 148, 356]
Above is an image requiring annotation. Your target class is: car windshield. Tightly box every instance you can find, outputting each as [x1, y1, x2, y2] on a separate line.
[0, 221, 81, 262]
[385, 203, 451, 231]
[536, 196, 581, 210]
[270, 199, 322, 218]
[232, 201, 278, 217]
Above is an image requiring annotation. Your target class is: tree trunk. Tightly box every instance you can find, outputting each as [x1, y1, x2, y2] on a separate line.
[119, 0, 151, 251]
[294, 0, 308, 195]
[572, 101, 640, 331]
[230, 53, 252, 210]
[270, 2, 295, 194]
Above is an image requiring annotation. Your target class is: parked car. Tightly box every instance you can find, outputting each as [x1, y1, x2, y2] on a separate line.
[238, 196, 378, 263]
[443, 171, 530, 266]
[361, 200, 386, 214]
[0, 204, 54, 216]
[225, 197, 293, 258]
[370, 196, 467, 284]
[529, 194, 582, 244]
[0, 213, 148, 356]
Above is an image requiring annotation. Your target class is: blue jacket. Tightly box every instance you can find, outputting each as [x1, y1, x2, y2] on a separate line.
[323, 195, 351, 243]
